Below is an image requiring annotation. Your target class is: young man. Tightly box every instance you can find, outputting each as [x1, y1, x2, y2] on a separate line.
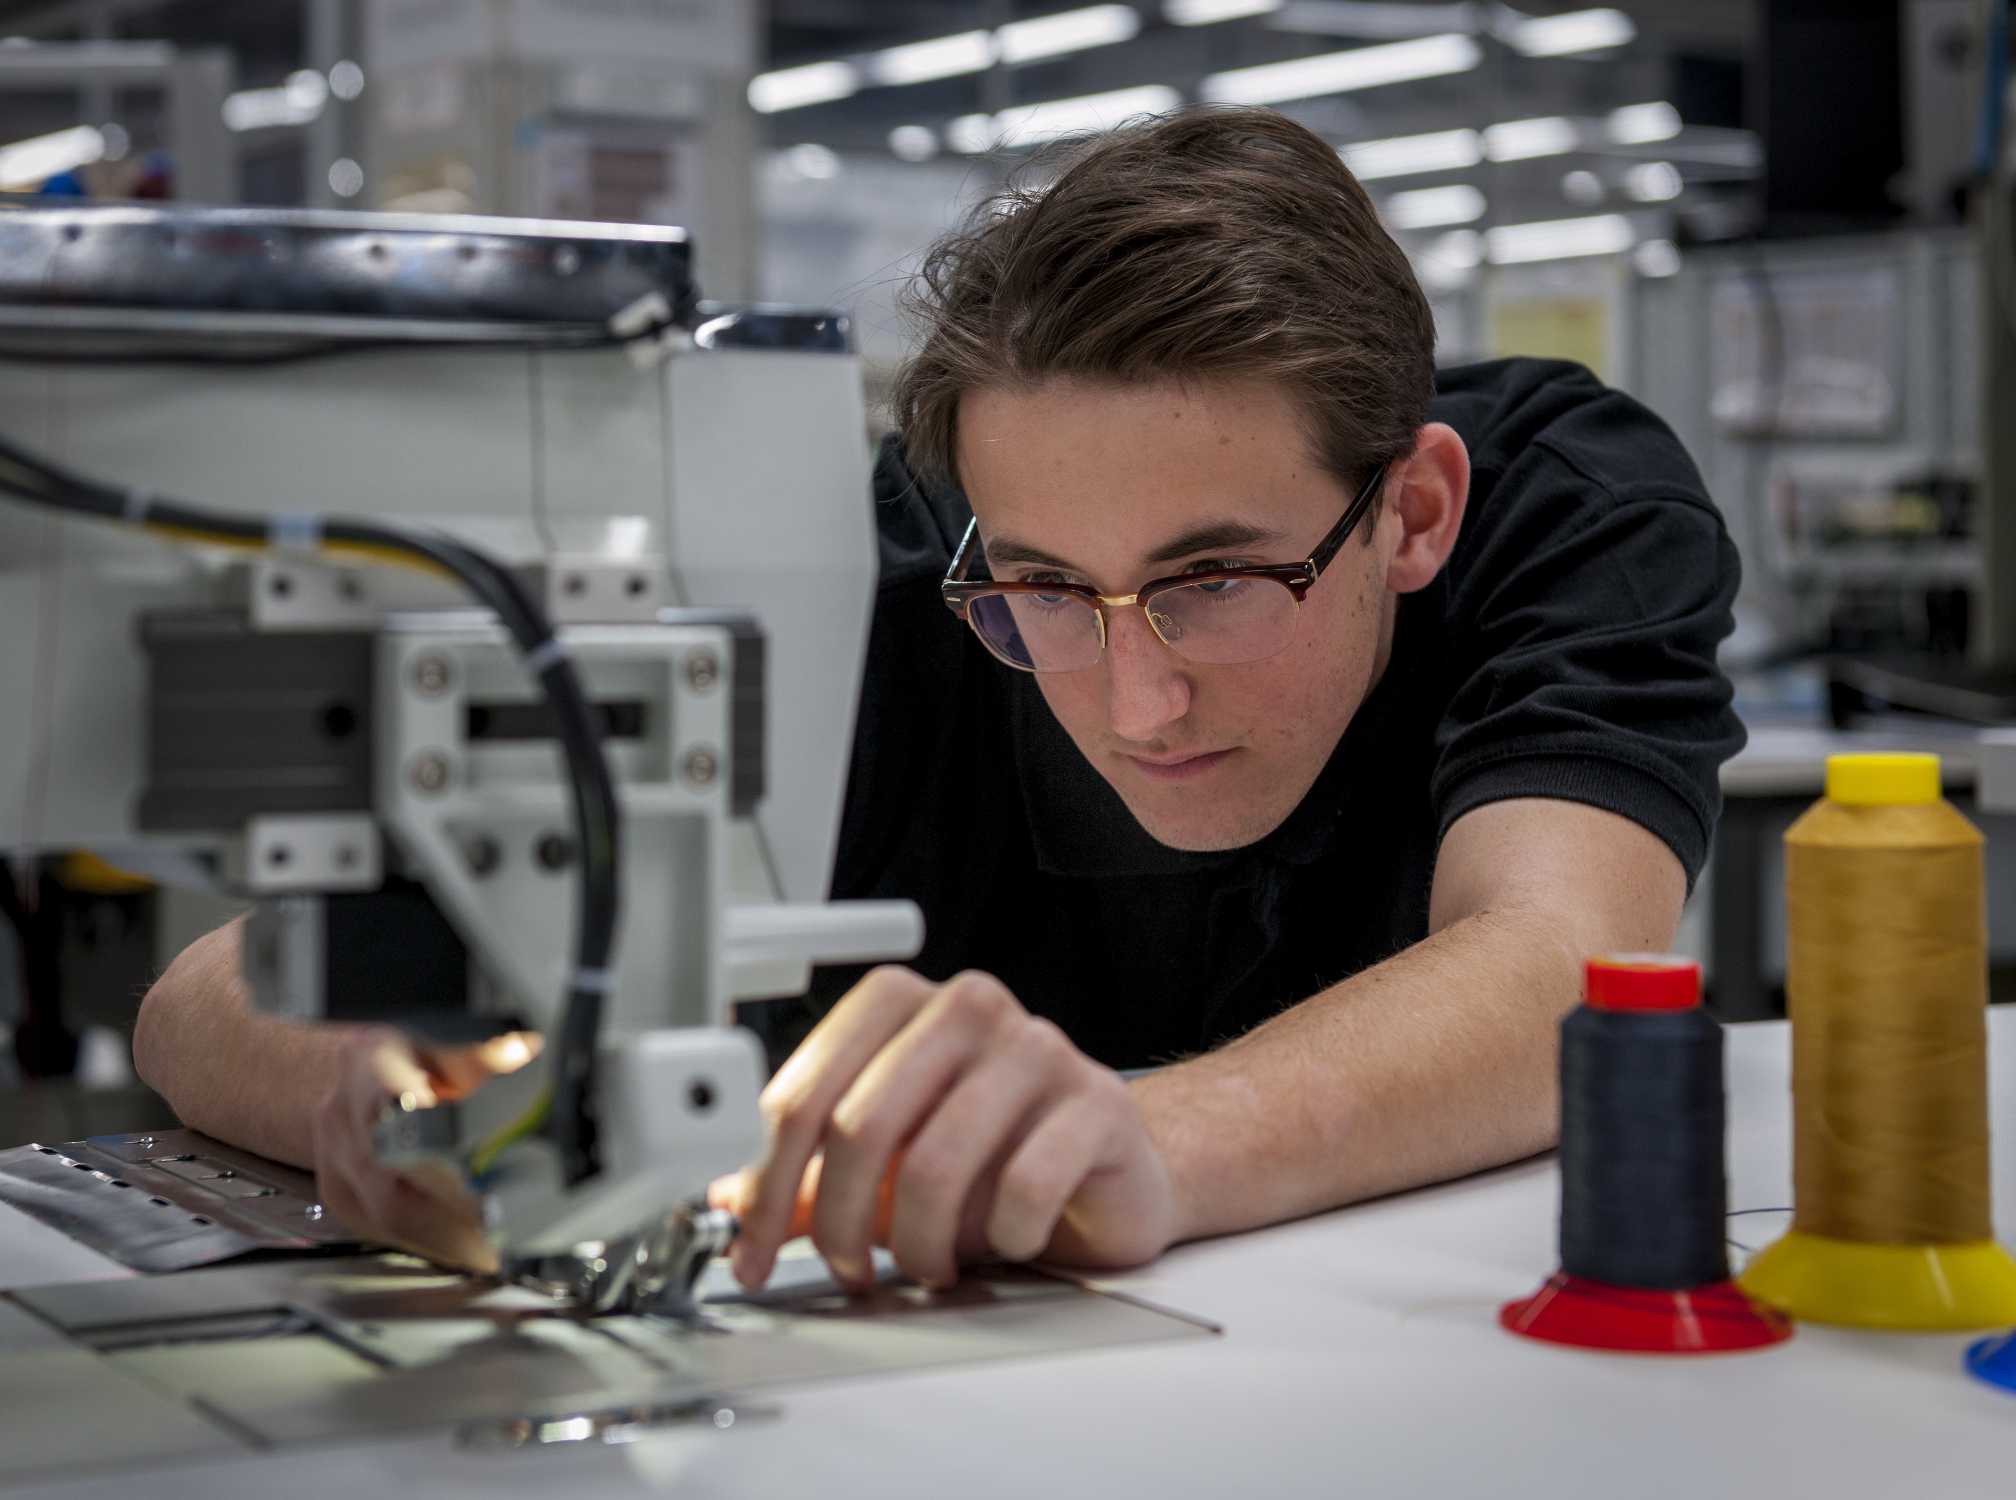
[134, 108, 1741, 1292]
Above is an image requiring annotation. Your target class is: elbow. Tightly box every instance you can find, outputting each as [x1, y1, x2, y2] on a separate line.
[133, 915, 242, 1103]
[132, 965, 177, 1096]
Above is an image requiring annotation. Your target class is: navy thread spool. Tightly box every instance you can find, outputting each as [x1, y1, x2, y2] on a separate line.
[1559, 977, 1726, 1287]
[1501, 955, 1792, 1353]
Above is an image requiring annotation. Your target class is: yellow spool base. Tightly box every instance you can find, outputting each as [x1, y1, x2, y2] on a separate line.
[1740, 1230, 2016, 1331]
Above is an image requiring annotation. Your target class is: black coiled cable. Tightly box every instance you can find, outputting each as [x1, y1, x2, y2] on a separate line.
[0, 430, 617, 1185]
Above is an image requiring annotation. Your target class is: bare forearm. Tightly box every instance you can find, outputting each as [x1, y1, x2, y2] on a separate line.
[1134, 906, 1588, 1244]
[133, 917, 368, 1170]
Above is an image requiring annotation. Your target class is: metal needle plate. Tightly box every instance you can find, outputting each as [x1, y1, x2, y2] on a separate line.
[0, 1245, 1217, 1476]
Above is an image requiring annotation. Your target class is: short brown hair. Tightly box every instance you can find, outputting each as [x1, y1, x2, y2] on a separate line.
[892, 106, 1436, 501]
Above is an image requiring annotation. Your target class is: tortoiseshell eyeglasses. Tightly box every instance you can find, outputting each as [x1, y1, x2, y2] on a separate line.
[940, 463, 1388, 674]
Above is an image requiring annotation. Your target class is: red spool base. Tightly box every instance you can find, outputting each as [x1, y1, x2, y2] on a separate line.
[1500, 1272, 1793, 1354]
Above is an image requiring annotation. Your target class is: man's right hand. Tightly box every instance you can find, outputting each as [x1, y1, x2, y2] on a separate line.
[308, 1028, 540, 1275]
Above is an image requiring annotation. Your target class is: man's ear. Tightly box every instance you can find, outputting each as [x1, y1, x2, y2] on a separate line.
[1381, 422, 1469, 595]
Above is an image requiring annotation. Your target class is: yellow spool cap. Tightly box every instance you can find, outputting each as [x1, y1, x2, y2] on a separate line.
[1825, 752, 1940, 806]
[1740, 1232, 2016, 1331]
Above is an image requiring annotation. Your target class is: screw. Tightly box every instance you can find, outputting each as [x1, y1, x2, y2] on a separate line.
[687, 1079, 716, 1114]
[266, 844, 291, 867]
[337, 574, 364, 602]
[465, 835, 501, 877]
[626, 574, 649, 598]
[412, 654, 453, 697]
[535, 832, 574, 871]
[683, 747, 718, 786]
[553, 244, 581, 276]
[305, 1203, 324, 1221]
[563, 574, 587, 597]
[269, 572, 294, 599]
[409, 751, 451, 794]
[685, 652, 719, 692]
[335, 845, 359, 870]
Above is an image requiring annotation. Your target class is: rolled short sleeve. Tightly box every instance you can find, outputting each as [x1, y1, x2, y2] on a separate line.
[1425, 362, 1745, 884]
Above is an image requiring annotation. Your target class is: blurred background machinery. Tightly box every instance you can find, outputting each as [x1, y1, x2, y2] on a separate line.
[2, 0, 2015, 1083]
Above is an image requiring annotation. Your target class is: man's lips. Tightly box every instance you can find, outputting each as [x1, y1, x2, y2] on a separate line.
[1119, 747, 1236, 781]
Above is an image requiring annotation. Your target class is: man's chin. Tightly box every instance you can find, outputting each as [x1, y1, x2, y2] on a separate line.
[1118, 790, 1295, 854]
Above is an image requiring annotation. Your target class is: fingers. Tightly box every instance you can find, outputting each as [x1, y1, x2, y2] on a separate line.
[414, 1030, 543, 1100]
[311, 1028, 499, 1273]
[883, 1025, 1075, 1287]
[985, 1088, 1115, 1264]
[320, 1153, 496, 1273]
[811, 973, 1028, 1286]
[723, 967, 1146, 1297]
[731, 966, 934, 1288]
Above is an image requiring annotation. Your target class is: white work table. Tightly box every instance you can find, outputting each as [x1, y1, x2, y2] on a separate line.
[5, 1013, 2016, 1499]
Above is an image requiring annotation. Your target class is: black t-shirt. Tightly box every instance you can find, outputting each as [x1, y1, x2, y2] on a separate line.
[749, 358, 1743, 1070]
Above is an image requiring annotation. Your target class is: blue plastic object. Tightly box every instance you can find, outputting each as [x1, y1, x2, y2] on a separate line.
[1965, 1331, 2016, 1393]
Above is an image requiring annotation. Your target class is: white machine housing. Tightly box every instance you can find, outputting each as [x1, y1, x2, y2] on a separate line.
[0, 206, 921, 1281]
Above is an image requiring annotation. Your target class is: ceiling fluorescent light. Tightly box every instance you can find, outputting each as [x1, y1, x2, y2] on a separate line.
[867, 30, 994, 86]
[947, 112, 998, 153]
[1201, 32, 1480, 104]
[1486, 212, 1633, 264]
[0, 124, 104, 188]
[1634, 239, 1682, 278]
[997, 5, 1141, 65]
[992, 84, 1183, 147]
[748, 60, 860, 114]
[1165, 0, 1282, 23]
[889, 124, 940, 160]
[1624, 161, 1681, 202]
[1383, 183, 1485, 229]
[1606, 101, 1681, 144]
[784, 143, 841, 180]
[1509, 7, 1635, 57]
[1483, 116, 1579, 161]
[1425, 227, 1483, 268]
[1342, 126, 1482, 180]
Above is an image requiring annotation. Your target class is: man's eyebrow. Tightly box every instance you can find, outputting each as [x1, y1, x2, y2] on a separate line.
[983, 519, 1288, 574]
[1141, 520, 1287, 566]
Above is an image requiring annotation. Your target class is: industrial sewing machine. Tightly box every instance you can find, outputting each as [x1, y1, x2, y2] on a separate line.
[0, 203, 1212, 1473]
[0, 200, 924, 1310]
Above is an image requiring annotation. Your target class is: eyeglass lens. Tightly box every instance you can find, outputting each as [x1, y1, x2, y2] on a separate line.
[968, 575, 1299, 672]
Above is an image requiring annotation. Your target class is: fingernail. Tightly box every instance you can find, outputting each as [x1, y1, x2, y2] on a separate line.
[830, 1254, 867, 1288]
[731, 1243, 762, 1288]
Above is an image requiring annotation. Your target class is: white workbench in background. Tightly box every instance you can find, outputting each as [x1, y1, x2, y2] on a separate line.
[5, 1013, 2015, 1499]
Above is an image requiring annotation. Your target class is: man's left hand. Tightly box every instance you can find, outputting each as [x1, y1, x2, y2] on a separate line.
[714, 966, 1177, 1291]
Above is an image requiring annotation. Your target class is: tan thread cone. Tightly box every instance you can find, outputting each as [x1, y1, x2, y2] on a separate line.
[1785, 796, 1990, 1244]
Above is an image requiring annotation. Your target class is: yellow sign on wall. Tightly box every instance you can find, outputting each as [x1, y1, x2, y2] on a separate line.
[1488, 294, 1611, 382]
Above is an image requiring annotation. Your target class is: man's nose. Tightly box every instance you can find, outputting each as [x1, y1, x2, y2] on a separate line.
[1103, 605, 1191, 742]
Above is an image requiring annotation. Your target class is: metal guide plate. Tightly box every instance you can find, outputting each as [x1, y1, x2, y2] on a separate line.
[0, 1244, 1218, 1470]
[0, 1129, 357, 1273]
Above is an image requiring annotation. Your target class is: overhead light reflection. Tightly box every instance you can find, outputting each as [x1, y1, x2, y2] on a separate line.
[1486, 212, 1635, 265]
[1509, 7, 1636, 57]
[748, 60, 860, 114]
[996, 5, 1141, 65]
[1165, 0, 1282, 22]
[1202, 32, 1481, 104]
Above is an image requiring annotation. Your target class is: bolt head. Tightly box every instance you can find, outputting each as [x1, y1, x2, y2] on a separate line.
[412, 654, 453, 696]
[410, 752, 451, 794]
